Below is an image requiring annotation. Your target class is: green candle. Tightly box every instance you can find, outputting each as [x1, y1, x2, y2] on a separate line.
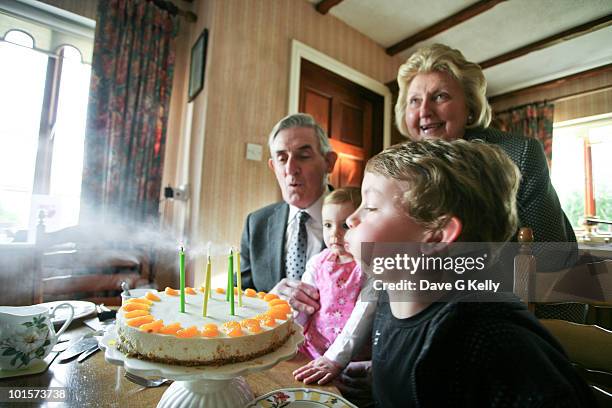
[207, 254, 212, 299]
[179, 246, 185, 313]
[226, 249, 231, 301]
[229, 249, 235, 315]
[207, 244, 212, 299]
[236, 251, 242, 307]
[202, 255, 211, 317]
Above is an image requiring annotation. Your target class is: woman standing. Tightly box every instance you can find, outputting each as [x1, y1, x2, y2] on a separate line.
[394, 43, 576, 272]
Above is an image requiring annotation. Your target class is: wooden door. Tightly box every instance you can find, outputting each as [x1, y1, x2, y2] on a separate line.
[299, 59, 384, 188]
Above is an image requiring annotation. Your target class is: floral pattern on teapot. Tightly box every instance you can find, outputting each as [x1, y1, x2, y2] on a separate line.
[0, 303, 73, 370]
[0, 315, 52, 368]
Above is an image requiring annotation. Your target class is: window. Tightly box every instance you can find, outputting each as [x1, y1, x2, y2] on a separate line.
[551, 114, 612, 235]
[0, 4, 94, 243]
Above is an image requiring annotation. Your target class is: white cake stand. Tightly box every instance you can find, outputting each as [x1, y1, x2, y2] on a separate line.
[100, 324, 304, 408]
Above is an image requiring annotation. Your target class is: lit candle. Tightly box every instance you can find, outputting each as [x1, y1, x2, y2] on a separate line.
[179, 246, 185, 313]
[228, 248, 235, 315]
[207, 243, 212, 299]
[226, 249, 231, 302]
[202, 254, 211, 317]
[236, 250, 242, 307]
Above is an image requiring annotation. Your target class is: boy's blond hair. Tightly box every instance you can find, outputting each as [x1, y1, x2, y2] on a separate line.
[366, 139, 520, 242]
[324, 187, 362, 210]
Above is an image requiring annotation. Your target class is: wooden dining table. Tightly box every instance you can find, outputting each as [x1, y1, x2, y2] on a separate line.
[0, 319, 341, 407]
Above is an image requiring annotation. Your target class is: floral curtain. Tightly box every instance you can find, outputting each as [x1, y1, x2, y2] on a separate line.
[80, 0, 179, 225]
[494, 102, 555, 165]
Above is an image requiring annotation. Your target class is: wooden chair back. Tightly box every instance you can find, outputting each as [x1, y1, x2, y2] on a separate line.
[514, 227, 612, 405]
[35, 214, 152, 306]
[540, 319, 612, 407]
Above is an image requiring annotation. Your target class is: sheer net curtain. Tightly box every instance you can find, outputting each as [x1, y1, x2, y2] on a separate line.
[80, 0, 179, 226]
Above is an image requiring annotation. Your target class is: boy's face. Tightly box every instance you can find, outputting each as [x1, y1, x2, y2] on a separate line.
[345, 172, 430, 264]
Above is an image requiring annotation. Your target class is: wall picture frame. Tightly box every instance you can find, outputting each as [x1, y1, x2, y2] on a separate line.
[188, 28, 208, 102]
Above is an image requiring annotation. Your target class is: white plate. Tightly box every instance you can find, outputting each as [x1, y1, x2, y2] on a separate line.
[38, 300, 96, 324]
[246, 388, 357, 408]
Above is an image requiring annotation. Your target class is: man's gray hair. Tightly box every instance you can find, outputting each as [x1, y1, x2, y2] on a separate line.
[268, 113, 332, 155]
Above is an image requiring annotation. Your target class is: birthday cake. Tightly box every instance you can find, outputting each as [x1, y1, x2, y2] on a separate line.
[116, 287, 294, 366]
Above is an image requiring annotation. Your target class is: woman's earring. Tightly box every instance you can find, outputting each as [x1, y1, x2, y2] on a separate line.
[467, 113, 474, 123]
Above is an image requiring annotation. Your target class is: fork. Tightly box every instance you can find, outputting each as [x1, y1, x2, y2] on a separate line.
[124, 371, 172, 388]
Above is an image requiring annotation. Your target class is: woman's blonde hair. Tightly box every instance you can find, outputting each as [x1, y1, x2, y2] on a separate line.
[395, 44, 492, 137]
[324, 187, 362, 210]
[366, 139, 519, 242]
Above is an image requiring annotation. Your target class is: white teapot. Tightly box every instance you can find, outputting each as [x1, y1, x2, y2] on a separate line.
[0, 303, 74, 370]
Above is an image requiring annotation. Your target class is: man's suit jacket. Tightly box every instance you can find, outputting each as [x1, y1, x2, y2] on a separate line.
[240, 202, 288, 292]
[240, 202, 327, 292]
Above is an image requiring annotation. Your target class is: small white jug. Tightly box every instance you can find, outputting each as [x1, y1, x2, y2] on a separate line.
[0, 303, 74, 370]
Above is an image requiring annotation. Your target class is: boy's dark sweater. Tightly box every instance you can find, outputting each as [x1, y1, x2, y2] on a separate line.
[372, 291, 596, 408]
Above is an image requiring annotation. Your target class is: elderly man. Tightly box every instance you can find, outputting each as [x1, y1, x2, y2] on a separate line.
[240, 113, 337, 314]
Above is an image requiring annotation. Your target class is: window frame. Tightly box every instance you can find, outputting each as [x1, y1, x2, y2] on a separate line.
[553, 112, 612, 232]
[32, 46, 64, 195]
[0, 33, 91, 239]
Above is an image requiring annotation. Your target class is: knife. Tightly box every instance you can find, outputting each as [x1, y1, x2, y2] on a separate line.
[57, 337, 99, 363]
[77, 344, 100, 363]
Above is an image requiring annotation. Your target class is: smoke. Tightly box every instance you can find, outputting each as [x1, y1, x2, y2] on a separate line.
[0, 247, 39, 306]
[36, 220, 238, 264]
[0, 216, 240, 305]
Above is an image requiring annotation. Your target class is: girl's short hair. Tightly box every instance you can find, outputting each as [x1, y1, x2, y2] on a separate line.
[395, 43, 492, 137]
[366, 139, 520, 242]
[324, 187, 362, 210]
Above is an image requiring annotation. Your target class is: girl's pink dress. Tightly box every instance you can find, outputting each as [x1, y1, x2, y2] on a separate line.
[300, 248, 363, 360]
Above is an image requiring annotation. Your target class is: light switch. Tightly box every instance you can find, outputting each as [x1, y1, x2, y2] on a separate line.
[246, 143, 263, 161]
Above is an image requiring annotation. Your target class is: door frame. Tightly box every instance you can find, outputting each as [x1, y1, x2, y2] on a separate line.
[288, 40, 392, 149]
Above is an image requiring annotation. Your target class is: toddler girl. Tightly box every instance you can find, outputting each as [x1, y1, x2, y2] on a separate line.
[292, 187, 375, 385]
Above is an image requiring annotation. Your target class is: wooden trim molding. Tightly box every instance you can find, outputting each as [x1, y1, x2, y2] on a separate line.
[33, 53, 62, 195]
[386, 0, 506, 56]
[480, 14, 612, 69]
[386, 79, 398, 94]
[288, 40, 392, 149]
[315, 0, 344, 15]
[584, 138, 595, 218]
[489, 63, 612, 104]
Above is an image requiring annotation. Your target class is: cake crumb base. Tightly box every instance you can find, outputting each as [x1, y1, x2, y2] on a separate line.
[116, 328, 295, 367]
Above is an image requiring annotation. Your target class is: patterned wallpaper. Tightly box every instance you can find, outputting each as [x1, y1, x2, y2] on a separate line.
[163, 0, 402, 283]
[29, 0, 402, 286]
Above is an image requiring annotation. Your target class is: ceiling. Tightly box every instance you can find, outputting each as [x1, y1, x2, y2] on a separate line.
[308, 0, 612, 96]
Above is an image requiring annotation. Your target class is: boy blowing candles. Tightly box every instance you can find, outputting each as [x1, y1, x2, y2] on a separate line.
[343, 139, 595, 407]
